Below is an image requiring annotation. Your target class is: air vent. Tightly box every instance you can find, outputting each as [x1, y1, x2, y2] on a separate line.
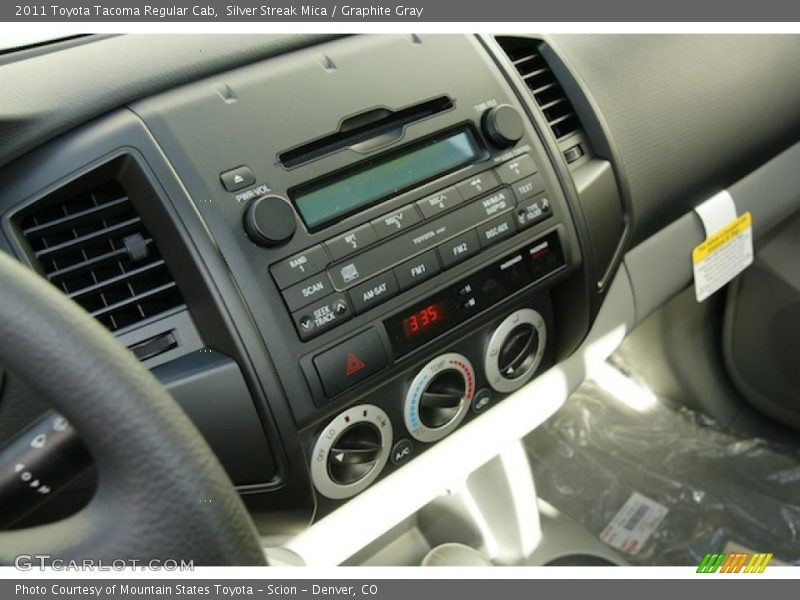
[17, 181, 184, 333]
[496, 37, 583, 142]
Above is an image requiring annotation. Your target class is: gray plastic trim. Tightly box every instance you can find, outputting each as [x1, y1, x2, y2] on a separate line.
[624, 140, 800, 324]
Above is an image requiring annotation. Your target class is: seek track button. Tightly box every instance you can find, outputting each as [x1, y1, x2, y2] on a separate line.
[313, 329, 388, 397]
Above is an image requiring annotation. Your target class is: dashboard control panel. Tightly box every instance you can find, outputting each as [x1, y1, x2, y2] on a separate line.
[129, 35, 590, 513]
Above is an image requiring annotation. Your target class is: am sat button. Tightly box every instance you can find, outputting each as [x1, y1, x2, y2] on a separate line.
[313, 329, 388, 397]
[349, 272, 399, 314]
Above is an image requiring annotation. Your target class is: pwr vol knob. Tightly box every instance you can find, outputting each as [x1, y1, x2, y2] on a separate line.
[404, 353, 475, 443]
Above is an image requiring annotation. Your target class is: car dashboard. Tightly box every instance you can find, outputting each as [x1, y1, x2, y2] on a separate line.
[1, 34, 799, 550]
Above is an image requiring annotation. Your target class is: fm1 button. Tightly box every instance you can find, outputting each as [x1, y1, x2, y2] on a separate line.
[390, 439, 414, 466]
[472, 388, 493, 414]
[313, 328, 388, 397]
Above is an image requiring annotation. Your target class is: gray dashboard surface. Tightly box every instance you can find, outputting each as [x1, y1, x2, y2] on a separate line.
[549, 34, 800, 243]
[0, 33, 334, 169]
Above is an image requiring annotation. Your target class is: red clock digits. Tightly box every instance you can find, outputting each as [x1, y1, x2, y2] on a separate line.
[402, 303, 444, 339]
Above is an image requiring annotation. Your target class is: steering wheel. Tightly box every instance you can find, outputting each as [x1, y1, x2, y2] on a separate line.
[0, 251, 266, 565]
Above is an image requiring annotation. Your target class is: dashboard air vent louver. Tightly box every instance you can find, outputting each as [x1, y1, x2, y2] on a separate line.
[18, 182, 184, 333]
[495, 37, 583, 142]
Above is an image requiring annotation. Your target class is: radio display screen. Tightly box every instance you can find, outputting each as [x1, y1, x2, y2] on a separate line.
[292, 128, 484, 230]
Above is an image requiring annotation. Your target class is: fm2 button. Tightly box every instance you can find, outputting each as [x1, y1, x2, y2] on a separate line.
[313, 329, 389, 397]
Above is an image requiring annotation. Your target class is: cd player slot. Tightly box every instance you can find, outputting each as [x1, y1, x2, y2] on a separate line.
[279, 96, 454, 168]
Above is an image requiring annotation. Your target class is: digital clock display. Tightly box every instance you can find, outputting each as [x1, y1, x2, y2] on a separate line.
[401, 302, 447, 339]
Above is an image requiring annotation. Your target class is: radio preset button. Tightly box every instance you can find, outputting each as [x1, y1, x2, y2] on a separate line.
[292, 293, 351, 341]
[349, 272, 400, 314]
[456, 171, 500, 201]
[328, 190, 514, 291]
[495, 154, 537, 185]
[313, 329, 388, 397]
[271, 245, 329, 289]
[325, 223, 379, 261]
[371, 205, 421, 238]
[510, 174, 546, 201]
[477, 212, 517, 248]
[416, 187, 463, 219]
[282, 273, 333, 312]
[438, 230, 481, 268]
[467, 188, 515, 221]
[394, 250, 440, 290]
[516, 194, 553, 229]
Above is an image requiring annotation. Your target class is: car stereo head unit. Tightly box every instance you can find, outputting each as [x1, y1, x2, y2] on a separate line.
[291, 125, 488, 231]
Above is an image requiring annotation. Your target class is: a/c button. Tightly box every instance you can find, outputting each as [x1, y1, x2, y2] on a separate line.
[313, 329, 388, 397]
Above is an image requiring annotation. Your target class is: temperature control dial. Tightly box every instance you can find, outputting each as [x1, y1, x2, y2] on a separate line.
[310, 404, 392, 499]
[404, 353, 475, 443]
[485, 309, 546, 393]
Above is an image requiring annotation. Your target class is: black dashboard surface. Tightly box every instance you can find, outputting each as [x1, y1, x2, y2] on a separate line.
[548, 34, 800, 242]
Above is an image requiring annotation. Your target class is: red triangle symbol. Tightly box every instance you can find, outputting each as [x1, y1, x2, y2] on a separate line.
[345, 352, 366, 376]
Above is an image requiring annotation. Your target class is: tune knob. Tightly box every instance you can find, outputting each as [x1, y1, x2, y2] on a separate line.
[243, 195, 296, 247]
[482, 104, 525, 149]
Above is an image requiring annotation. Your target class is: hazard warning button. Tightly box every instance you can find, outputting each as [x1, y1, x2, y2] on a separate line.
[313, 328, 388, 397]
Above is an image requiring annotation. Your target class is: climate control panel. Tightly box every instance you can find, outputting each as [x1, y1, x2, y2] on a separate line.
[308, 302, 552, 502]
